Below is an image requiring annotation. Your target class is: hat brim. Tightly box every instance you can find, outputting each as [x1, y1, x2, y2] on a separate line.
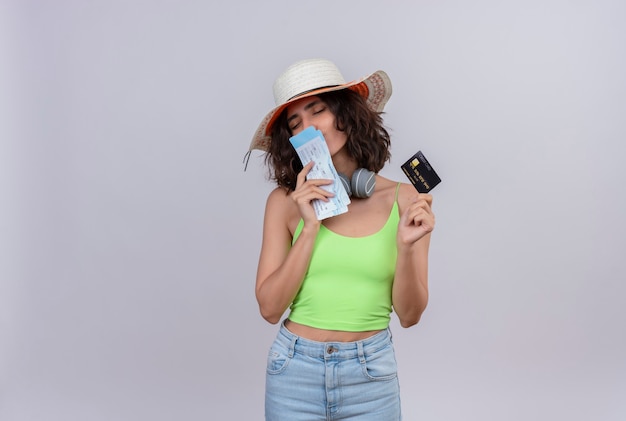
[249, 70, 391, 152]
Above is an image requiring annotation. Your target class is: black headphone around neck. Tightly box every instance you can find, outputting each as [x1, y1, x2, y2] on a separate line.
[338, 168, 376, 198]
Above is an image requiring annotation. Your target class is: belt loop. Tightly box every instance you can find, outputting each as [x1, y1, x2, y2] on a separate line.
[288, 333, 297, 358]
[357, 341, 365, 364]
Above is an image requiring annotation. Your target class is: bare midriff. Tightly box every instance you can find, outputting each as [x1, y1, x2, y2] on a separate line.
[284, 319, 383, 343]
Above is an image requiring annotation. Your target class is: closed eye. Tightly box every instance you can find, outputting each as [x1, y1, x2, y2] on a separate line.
[312, 105, 326, 115]
[286, 99, 326, 132]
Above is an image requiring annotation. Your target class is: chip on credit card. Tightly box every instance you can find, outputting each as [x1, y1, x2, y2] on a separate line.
[401, 150, 442, 193]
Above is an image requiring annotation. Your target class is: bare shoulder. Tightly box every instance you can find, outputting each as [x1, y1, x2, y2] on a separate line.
[266, 186, 290, 204]
[375, 176, 412, 196]
[372, 177, 432, 212]
[265, 186, 292, 216]
[386, 180, 433, 213]
[396, 182, 419, 202]
[264, 187, 300, 234]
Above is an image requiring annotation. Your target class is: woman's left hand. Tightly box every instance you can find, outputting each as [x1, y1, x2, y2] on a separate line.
[397, 193, 435, 246]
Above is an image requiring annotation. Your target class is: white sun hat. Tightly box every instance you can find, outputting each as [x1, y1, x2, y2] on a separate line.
[249, 58, 392, 152]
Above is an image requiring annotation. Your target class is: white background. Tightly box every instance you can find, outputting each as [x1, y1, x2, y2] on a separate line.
[2, 1, 625, 420]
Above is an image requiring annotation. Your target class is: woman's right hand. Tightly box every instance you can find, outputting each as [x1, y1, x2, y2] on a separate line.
[290, 161, 334, 227]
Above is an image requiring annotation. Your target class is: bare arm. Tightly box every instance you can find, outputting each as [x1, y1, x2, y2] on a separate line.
[254, 162, 333, 324]
[392, 185, 435, 327]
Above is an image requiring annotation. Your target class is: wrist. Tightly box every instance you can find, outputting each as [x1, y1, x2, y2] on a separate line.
[396, 240, 418, 254]
[300, 222, 321, 237]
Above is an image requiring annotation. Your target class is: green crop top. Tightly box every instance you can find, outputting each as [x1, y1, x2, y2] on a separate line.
[288, 185, 400, 331]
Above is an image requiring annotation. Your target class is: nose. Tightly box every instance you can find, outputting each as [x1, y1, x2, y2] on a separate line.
[301, 115, 315, 131]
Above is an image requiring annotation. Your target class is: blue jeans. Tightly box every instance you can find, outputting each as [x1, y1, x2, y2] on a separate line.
[265, 322, 402, 420]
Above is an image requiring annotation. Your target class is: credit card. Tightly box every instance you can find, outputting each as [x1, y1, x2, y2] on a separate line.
[401, 150, 442, 193]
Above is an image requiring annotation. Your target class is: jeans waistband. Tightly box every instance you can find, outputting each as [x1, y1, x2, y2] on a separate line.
[276, 321, 392, 360]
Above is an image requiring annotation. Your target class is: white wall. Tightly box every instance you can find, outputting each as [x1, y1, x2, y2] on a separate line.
[2, 1, 625, 420]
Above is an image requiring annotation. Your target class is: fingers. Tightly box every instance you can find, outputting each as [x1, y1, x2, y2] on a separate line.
[296, 161, 315, 188]
[292, 161, 334, 207]
[291, 181, 335, 205]
[408, 193, 434, 215]
[397, 194, 435, 246]
[403, 194, 435, 232]
[413, 193, 433, 207]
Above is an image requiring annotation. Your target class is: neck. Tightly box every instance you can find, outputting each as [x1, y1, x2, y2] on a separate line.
[332, 155, 357, 177]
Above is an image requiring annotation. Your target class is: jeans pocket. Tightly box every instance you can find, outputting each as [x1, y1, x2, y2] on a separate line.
[266, 346, 292, 375]
[360, 343, 398, 381]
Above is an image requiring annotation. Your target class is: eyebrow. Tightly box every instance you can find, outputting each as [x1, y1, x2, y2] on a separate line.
[287, 100, 323, 123]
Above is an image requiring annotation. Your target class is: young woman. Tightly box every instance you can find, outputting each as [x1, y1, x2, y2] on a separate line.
[248, 58, 435, 420]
